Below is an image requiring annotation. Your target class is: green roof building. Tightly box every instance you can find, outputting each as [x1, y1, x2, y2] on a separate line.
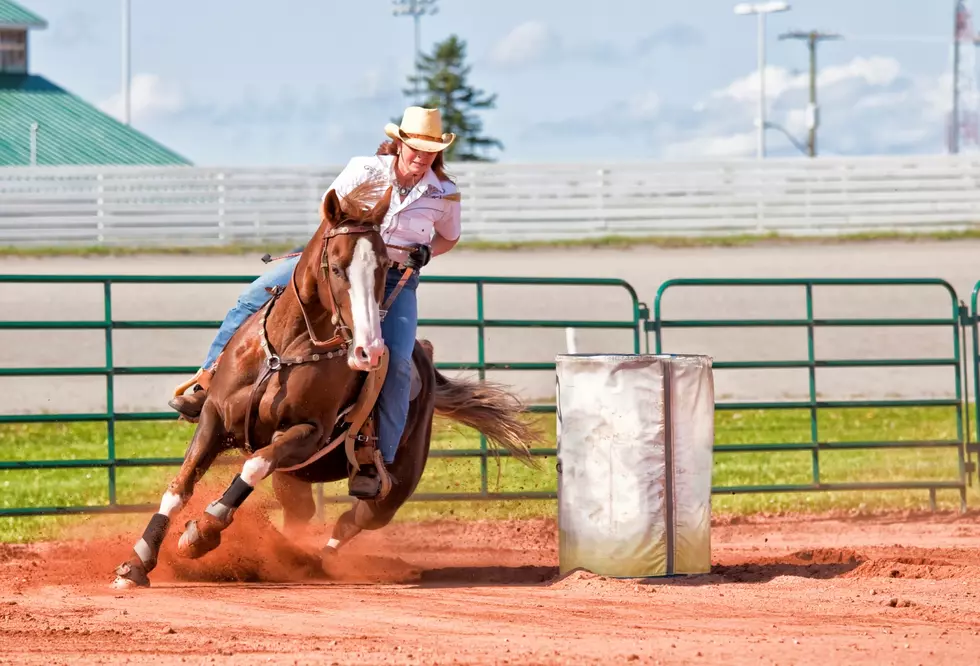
[0, 0, 190, 166]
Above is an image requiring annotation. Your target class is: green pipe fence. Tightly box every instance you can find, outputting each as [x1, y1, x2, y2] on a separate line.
[0, 274, 646, 517]
[966, 280, 980, 484]
[3, 273, 980, 519]
[653, 278, 970, 511]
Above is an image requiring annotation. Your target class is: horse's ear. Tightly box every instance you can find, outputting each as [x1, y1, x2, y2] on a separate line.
[368, 186, 393, 224]
[320, 189, 343, 227]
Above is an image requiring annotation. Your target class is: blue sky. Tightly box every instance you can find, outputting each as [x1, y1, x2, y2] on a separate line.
[17, 0, 964, 165]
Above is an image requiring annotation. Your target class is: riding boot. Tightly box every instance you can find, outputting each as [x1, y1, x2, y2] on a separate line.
[168, 384, 209, 422]
[348, 465, 382, 498]
[348, 450, 393, 500]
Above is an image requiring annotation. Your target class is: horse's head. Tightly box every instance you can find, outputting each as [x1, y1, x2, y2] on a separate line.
[317, 180, 392, 372]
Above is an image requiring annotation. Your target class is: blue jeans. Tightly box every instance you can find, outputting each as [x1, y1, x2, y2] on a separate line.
[377, 269, 419, 464]
[203, 258, 418, 465]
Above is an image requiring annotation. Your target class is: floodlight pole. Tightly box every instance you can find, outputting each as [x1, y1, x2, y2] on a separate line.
[392, 0, 439, 105]
[734, 2, 792, 159]
[122, 0, 130, 125]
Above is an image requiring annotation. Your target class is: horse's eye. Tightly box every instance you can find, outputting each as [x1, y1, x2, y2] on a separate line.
[331, 265, 344, 279]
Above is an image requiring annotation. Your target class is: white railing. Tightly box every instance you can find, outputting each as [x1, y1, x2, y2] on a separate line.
[3, 154, 980, 246]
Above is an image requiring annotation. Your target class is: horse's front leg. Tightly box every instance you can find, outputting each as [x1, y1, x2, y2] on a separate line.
[176, 422, 322, 559]
[112, 401, 226, 589]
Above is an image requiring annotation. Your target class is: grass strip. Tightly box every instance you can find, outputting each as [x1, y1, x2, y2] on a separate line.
[0, 405, 977, 542]
[3, 227, 980, 259]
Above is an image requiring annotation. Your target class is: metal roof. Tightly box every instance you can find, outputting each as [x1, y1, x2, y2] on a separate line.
[0, 74, 190, 166]
[0, 0, 46, 29]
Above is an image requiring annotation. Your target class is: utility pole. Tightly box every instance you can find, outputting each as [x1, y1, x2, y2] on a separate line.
[778, 30, 841, 157]
[392, 0, 439, 105]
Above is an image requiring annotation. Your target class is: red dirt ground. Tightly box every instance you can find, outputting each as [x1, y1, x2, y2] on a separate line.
[3, 503, 980, 665]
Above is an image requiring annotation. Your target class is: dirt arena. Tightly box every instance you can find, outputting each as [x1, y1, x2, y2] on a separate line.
[2, 504, 980, 665]
[3, 241, 980, 664]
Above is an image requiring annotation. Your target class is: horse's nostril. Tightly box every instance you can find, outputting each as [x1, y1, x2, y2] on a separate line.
[355, 347, 369, 362]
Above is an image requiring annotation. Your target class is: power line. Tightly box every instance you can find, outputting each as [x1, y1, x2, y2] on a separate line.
[778, 30, 841, 157]
[841, 34, 949, 44]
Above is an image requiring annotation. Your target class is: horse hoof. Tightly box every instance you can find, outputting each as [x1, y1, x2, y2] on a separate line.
[320, 545, 341, 576]
[111, 561, 149, 589]
[111, 576, 142, 590]
[177, 520, 220, 559]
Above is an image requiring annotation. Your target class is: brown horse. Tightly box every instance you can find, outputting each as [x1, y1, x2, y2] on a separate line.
[111, 178, 542, 589]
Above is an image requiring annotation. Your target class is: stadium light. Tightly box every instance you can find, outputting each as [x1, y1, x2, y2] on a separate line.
[122, 0, 130, 125]
[392, 0, 439, 104]
[734, 1, 792, 158]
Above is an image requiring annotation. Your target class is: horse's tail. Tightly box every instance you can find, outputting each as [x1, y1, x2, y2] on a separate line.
[432, 368, 544, 470]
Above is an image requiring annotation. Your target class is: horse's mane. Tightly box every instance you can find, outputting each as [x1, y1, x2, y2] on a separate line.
[337, 178, 391, 222]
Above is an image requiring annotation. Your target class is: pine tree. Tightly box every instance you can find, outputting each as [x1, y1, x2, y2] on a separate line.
[404, 35, 503, 162]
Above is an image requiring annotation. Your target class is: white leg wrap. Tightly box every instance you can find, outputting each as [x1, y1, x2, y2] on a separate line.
[241, 456, 272, 486]
[158, 491, 183, 517]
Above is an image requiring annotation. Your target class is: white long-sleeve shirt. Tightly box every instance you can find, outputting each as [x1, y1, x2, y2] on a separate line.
[323, 154, 461, 263]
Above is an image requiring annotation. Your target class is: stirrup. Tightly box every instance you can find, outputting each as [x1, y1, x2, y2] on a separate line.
[348, 450, 393, 500]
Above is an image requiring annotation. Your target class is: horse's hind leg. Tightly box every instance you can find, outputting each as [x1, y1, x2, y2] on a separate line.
[321, 501, 384, 556]
[324, 416, 433, 559]
[272, 471, 316, 539]
[112, 401, 226, 589]
[177, 422, 322, 559]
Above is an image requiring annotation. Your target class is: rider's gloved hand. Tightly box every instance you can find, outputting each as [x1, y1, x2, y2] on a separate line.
[404, 244, 431, 270]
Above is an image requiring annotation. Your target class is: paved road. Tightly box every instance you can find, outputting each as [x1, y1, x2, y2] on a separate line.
[2, 239, 979, 414]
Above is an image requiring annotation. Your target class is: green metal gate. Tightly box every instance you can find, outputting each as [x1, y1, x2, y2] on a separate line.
[965, 280, 980, 484]
[652, 278, 970, 510]
[3, 273, 979, 520]
[0, 274, 646, 517]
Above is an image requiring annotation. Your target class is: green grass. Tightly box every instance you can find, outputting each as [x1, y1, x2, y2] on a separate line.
[4, 226, 980, 258]
[1, 405, 978, 543]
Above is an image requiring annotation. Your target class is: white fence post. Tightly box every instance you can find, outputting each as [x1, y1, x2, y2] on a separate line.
[217, 171, 226, 243]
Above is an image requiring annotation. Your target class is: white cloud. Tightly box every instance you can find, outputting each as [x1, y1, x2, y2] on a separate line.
[524, 54, 951, 160]
[663, 55, 948, 158]
[662, 133, 756, 159]
[713, 66, 805, 105]
[490, 21, 557, 68]
[818, 56, 901, 88]
[627, 91, 661, 120]
[99, 73, 185, 123]
[488, 21, 701, 69]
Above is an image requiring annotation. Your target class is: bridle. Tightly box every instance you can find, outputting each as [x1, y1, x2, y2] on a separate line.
[290, 220, 387, 353]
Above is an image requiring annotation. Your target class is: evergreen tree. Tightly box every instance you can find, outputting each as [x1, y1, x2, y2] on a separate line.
[404, 35, 503, 162]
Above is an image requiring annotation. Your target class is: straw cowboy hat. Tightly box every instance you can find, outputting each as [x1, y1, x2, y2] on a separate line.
[384, 106, 456, 152]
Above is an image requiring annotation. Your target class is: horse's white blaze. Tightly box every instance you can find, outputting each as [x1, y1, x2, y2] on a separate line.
[158, 491, 183, 517]
[241, 456, 272, 486]
[348, 237, 383, 367]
